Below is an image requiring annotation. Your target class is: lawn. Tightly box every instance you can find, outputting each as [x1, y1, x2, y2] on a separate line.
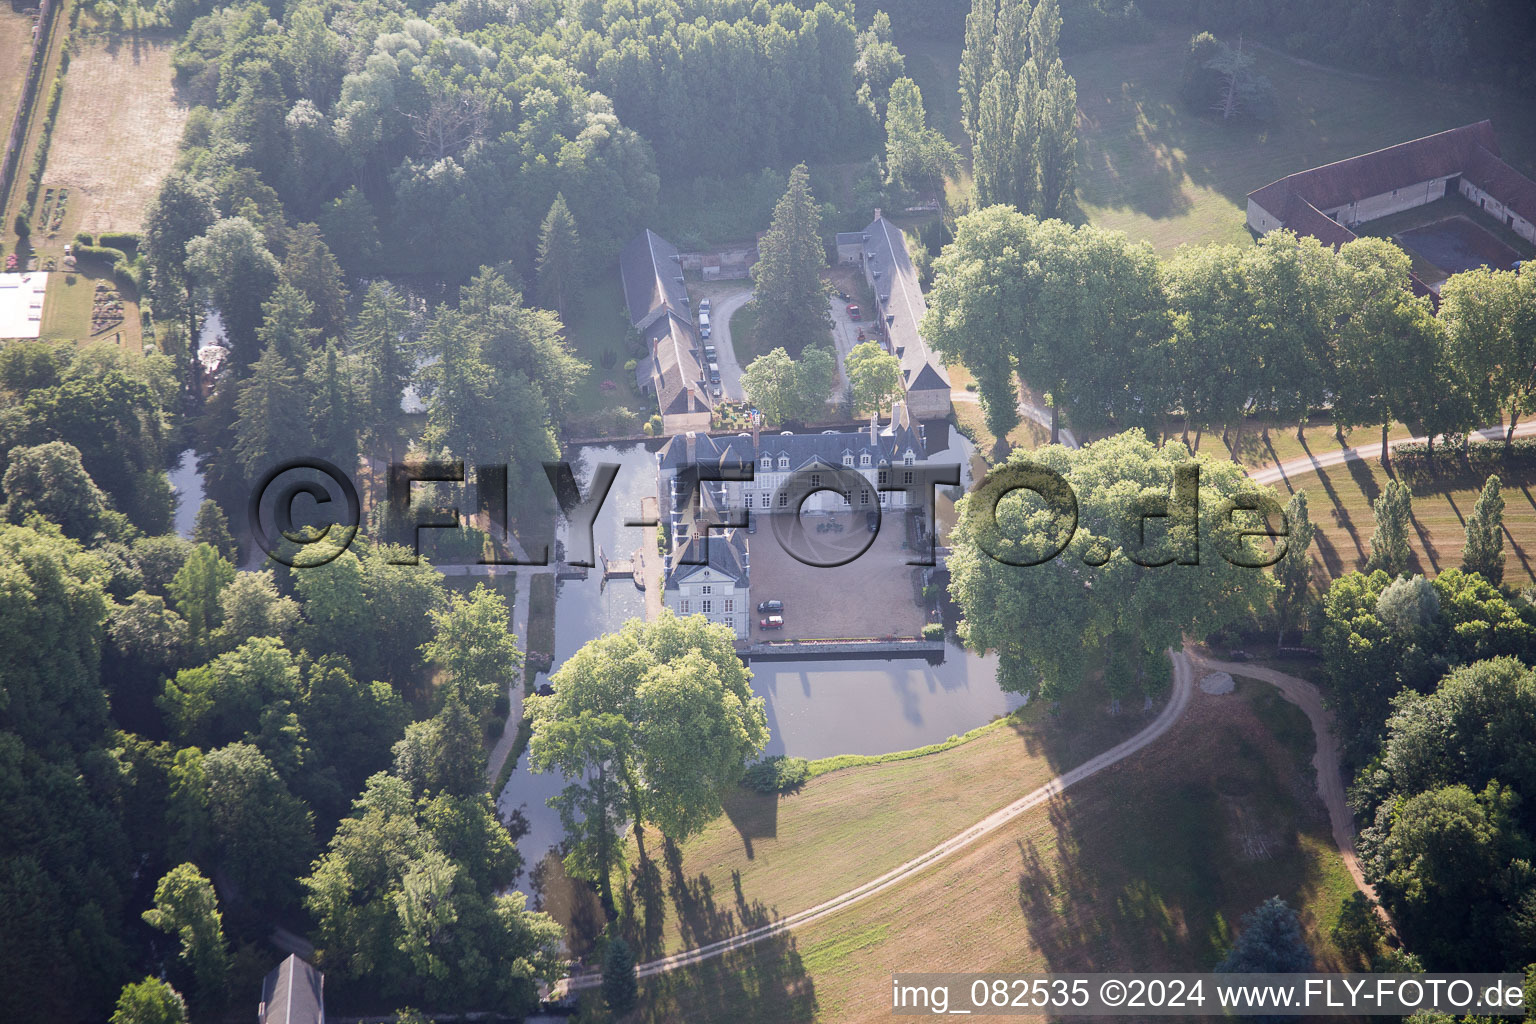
[40, 264, 142, 351]
[34, 36, 186, 248]
[727, 299, 764, 366]
[636, 678, 1360, 1023]
[898, 25, 1536, 254]
[1272, 457, 1536, 586]
[560, 277, 651, 432]
[0, 9, 37, 144]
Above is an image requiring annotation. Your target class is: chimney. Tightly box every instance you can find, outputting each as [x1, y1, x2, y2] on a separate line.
[873, 207, 882, 221]
[869, 408, 879, 444]
[752, 409, 761, 449]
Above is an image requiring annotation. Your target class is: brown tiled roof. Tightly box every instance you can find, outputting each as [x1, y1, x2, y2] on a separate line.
[1466, 144, 1536, 223]
[1280, 193, 1357, 249]
[1248, 121, 1501, 218]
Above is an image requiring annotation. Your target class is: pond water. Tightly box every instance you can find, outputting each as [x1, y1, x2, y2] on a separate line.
[496, 426, 1016, 891]
[168, 448, 205, 539]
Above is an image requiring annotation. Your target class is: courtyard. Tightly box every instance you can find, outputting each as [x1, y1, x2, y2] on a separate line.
[747, 508, 929, 643]
[1396, 215, 1523, 281]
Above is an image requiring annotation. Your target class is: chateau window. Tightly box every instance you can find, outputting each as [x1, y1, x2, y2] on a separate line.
[681, 600, 690, 613]
[843, 454, 854, 467]
[703, 600, 712, 614]
[725, 599, 734, 612]
[702, 585, 712, 595]
[744, 494, 753, 509]
[861, 453, 870, 466]
[810, 473, 821, 488]
[861, 491, 870, 505]
[904, 471, 914, 485]
[879, 492, 888, 504]
[779, 493, 789, 507]
[761, 456, 772, 471]
[843, 491, 851, 504]
[878, 469, 888, 486]
[904, 452, 915, 466]
[778, 456, 789, 470]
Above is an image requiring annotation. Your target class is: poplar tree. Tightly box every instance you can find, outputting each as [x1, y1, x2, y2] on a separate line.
[1462, 474, 1505, 585]
[1274, 490, 1315, 646]
[1367, 480, 1413, 578]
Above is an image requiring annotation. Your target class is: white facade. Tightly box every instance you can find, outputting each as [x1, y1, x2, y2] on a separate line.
[1461, 178, 1536, 244]
[665, 564, 749, 639]
[731, 449, 921, 516]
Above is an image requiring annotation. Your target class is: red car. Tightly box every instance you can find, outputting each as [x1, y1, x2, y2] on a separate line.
[846, 303, 861, 320]
[759, 615, 784, 630]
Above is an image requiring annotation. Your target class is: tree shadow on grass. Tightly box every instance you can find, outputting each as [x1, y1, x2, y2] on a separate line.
[720, 787, 779, 862]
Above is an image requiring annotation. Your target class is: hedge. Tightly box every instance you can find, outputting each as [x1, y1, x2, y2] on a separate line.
[1392, 437, 1536, 479]
[98, 231, 141, 253]
[74, 244, 127, 265]
[742, 755, 811, 793]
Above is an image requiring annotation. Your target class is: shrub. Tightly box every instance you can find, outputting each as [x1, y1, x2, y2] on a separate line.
[1392, 437, 1536, 480]
[98, 231, 141, 253]
[13, 213, 29, 237]
[922, 622, 944, 641]
[742, 755, 811, 793]
[1180, 32, 1226, 111]
[74, 231, 94, 248]
[75, 244, 128, 266]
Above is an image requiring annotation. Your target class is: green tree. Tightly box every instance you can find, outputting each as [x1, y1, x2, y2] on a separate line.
[1366, 479, 1413, 578]
[1026, 0, 1076, 218]
[256, 282, 321, 365]
[353, 283, 413, 460]
[185, 217, 280, 366]
[1330, 891, 1385, 967]
[144, 173, 217, 337]
[1462, 474, 1505, 585]
[320, 186, 381, 278]
[215, 570, 300, 650]
[958, 0, 998, 139]
[192, 500, 237, 563]
[141, 863, 229, 1008]
[167, 543, 235, 651]
[1274, 490, 1315, 646]
[602, 937, 638, 1014]
[234, 343, 312, 479]
[1440, 265, 1536, 448]
[305, 339, 363, 473]
[1215, 897, 1313, 972]
[159, 637, 305, 769]
[392, 694, 486, 799]
[948, 432, 1277, 699]
[846, 340, 904, 417]
[1, 440, 114, 541]
[741, 347, 800, 425]
[200, 742, 315, 909]
[422, 584, 521, 723]
[536, 193, 580, 321]
[884, 78, 957, 206]
[749, 164, 831, 357]
[528, 614, 769, 900]
[110, 978, 188, 1024]
[790, 345, 838, 423]
[281, 221, 350, 341]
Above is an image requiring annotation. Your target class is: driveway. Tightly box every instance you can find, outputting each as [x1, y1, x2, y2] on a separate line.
[692, 282, 753, 402]
[827, 294, 870, 403]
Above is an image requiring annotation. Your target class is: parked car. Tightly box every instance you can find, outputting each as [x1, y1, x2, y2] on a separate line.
[711, 382, 722, 397]
[757, 599, 783, 613]
[703, 344, 716, 359]
[846, 303, 861, 320]
[759, 614, 784, 630]
[699, 297, 711, 314]
[700, 323, 712, 338]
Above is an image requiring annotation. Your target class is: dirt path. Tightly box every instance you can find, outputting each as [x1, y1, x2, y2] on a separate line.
[1248, 420, 1536, 487]
[561, 648, 1196, 992]
[952, 388, 1081, 448]
[1189, 649, 1382, 910]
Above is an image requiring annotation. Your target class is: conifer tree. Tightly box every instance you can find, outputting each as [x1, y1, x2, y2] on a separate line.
[536, 193, 580, 321]
[749, 164, 830, 356]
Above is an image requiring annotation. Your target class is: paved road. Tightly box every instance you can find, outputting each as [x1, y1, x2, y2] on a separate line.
[1248, 421, 1536, 487]
[561, 648, 1195, 992]
[702, 285, 753, 402]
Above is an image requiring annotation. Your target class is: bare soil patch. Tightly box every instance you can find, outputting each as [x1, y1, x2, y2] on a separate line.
[42, 37, 185, 235]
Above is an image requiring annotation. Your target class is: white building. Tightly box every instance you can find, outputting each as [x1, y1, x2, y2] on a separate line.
[661, 489, 751, 640]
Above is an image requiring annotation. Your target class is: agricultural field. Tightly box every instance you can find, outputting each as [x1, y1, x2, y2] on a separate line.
[635, 678, 1359, 1023]
[38, 38, 185, 243]
[0, 9, 38, 137]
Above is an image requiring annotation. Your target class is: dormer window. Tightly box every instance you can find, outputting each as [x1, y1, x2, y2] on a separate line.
[903, 452, 915, 466]
[860, 453, 871, 467]
[842, 453, 854, 467]
[778, 456, 789, 470]
[761, 455, 772, 471]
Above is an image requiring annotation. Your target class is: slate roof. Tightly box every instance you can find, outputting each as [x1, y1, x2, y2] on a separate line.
[620, 229, 689, 330]
[862, 214, 951, 393]
[666, 513, 750, 589]
[259, 955, 324, 1024]
[656, 407, 926, 476]
[647, 312, 710, 416]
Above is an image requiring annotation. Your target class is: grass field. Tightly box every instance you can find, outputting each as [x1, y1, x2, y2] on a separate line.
[37, 37, 185, 241]
[1273, 458, 1536, 586]
[40, 265, 141, 350]
[561, 277, 651, 427]
[636, 678, 1359, 1023]
[0, 10, 38, 142]
[618, 681, 1149, 959]
[900, 25, 1536, 254]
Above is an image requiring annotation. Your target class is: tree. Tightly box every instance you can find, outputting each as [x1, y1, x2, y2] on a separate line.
[1026, 0, 1076, 218]
[1, 440, 114, 541]
[392, 694, 486, 799]
[846, 340, 904, 417]
[141, 863, 229, 1009]
[144, 173, 217, 336]
[958, 0, 998, 139]
[749, 164, 831, 357]
[107, 591, 190, 734]
[185, 217, 280, 366]
[855, 10, 906, 122]
[536, 194, 580, 321]
[790, 345, 838, 423]
[1331, 891, 1385, 966]
[255, 282, 321, 364]
[884, 78, 957, 206]
[281, 222, 350, 340]
[1440, 265, 1536, 448]
[305, 340, 363, 474]
[1274, 490, 1315, 646]
[602, 937, 638, 1014]
[1216, 897, 1313, 972]
[1366, 480, 1412, 578]
[215, 570, 300, 650]
[159, 637, 305, 771]
[741, 346, 837, 425]
[192, 500, 237, 563]
[421, 584, 521, 724]
[234, 342, 312, 479]
[353, 283, 413, 460]
[167, 543, 235, 651]
[948, 432, 1277, 699]
[527, 614, 768, 904]
[199, 742, 315, 909]
[110, 979, 188, 1024]
[320, 186, 381, 278]
[1463, 474, 1505, 585]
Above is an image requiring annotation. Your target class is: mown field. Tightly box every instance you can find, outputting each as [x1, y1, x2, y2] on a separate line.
[631, 678, 1359, 1023]
[39, 37, 186, 242]
[618, 681, 1148, 959]
[0, 9, 37, 140]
